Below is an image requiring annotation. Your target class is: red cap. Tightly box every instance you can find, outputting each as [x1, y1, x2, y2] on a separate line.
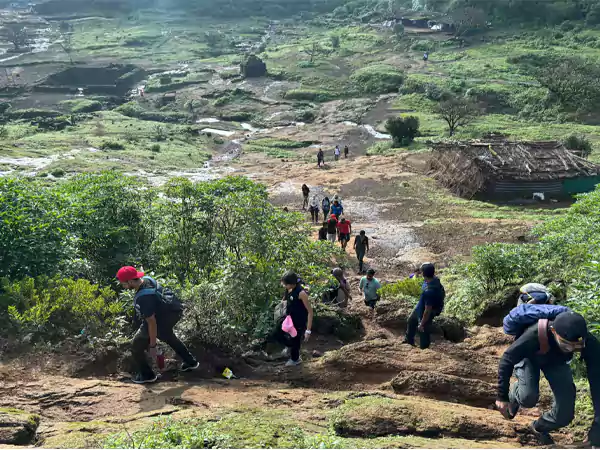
[116, 266, 144, 282]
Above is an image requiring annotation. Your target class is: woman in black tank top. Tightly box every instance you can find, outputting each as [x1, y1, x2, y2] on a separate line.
[279, 271, 313, 366]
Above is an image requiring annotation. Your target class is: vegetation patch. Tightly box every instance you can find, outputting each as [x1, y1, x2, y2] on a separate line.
[350, 65, 405, 94]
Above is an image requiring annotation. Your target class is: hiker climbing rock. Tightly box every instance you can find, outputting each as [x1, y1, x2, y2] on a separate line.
[403, 263, 445, 349]
[117, 266, 199, 384]
[496, 308, 600, 446]
[275, 271, 313, 367]
[301, 184, 310, 210]
[359, 268, 381, 313]
[353, 230, 369, 274]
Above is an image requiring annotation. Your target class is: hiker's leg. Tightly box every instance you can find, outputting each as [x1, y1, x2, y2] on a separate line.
[405, 306, 420, 345]
[418, 311, 438, 349]
[509, 359, 541, 408]
[290, 329, 304, 362]
[357, 251, 364, 272]
[315, 210, 319, 223]
[131, 325, 154, 376]
[536, 363, 576, 432]
[158, 314, 197, 366]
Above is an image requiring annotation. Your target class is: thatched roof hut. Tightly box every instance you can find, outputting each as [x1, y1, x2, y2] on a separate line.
[428, 140, 600, 199]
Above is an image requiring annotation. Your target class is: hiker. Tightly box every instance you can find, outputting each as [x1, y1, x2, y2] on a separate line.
[326, 214, 338, 243]
[337, 217, 352, 250]
[317, 148, 324, 168]
[344, 145, 349, 159]
[518, 283, 553, 305]
[318, 221, 328, 241]
[301, 184, 310, 210]
[496, 309, 600, 446]
[331, 198, 343, 217]
[334, 145, 341, 161]
[359, 268, 381, 312]
[309, 196, 320, 224]
[353, 230, 369, 274]
[117, 266, 199, 384]
[277, 271, 313, 367]
[322, 196, 331, 219]
[331, 267, 352, 308]
[423, 52, 429, 61]
[403, 263, 445, 349]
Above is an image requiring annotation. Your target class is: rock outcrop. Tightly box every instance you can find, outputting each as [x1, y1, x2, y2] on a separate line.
[241, 55, 267, 78]
[0, 408, 40, 445]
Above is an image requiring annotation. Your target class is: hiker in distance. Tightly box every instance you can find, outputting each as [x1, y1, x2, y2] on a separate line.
[403, 263, 445, 349]
[277, 271, 313, 366]
[496, 309, 600, 446]
[317, 148, 324, 168]
[309, 195, 320, 224]
[117, 266, 199, 384]
[322, 196, 331, 219]
[301, 184, 310, 210]
[353, 230, 369, 274]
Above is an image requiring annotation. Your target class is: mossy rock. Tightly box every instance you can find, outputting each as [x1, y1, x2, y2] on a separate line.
[313, 304, 363, 341]
[0, 408, 40, 445]
[331, 395, 535, 443]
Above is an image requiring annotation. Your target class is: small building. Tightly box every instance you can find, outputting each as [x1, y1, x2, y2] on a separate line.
[428, 140, 600, 199]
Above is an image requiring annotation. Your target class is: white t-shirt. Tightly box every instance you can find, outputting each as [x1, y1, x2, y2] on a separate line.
[334, 147, 341, 155]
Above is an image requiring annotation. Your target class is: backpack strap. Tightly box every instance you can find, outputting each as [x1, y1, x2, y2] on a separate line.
[537, 319, 550, 355]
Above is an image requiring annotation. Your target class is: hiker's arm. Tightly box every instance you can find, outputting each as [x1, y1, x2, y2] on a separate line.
[353, 238, 357, 250]
[145, 314, 158, 348]
[341, 281, 352, 299]
[497, 330, 538, 401]
[584, 333, 600, 446]
[419, 306, 433, 330]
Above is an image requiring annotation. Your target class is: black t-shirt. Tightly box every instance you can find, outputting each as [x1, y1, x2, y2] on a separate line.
[134, 278, 182, 326]
[355, 235, 368, 252]
[318, 227, 328, 240]
[327, 218, 338, 234]
[302, 186, 310, 197]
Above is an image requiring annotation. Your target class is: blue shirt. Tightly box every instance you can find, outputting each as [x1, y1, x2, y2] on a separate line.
[416, 277, 445, 317]
[331, 203, 343, 217]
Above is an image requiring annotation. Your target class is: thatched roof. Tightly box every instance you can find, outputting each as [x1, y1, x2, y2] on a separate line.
[428, 140, 600, 198]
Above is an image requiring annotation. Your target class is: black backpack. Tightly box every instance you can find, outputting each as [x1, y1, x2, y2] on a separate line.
[134, 276, 183, 313]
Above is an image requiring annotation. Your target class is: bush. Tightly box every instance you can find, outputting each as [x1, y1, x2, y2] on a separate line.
[284, 89, 334, 102]
[385, 116, 420, 147]
[0, 125, 8, 138]
[150, 143, 161, 152]
[563, 134, 593, 158]
[7, 109, 60, 120]
[380, 276, 423, 299]
[159, 75, 172, 85]
[393, 23, 405, 37]
[50, 168, 65, 178]
[330, 35, 341, 48]
[100, 141, 125, 150]
[153, 125, 167, 141]
[4, 276, 126, 341]
[350, 65, 405, 94]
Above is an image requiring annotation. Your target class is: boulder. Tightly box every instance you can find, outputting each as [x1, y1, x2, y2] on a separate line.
[391, 370, 495, 407]
[0, 409, 40, 445]
[433, 315, 467, 343]
[331, 395, 536, 444]
[240, 54, 267, 78]
[313, 305, 363, 341]
[475, 286, 520, 327]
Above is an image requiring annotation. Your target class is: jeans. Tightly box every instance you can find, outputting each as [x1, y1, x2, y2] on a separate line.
[310, 209, 319, 224]
[274, 318, 305, 362]
[405, 305, 440, 349]
[302, 195, 308, 209]
[509, 358, 576, 433]
[323, 208, 330, 219]
[131, 312, 197, 376]
[356, 250, 365, 272]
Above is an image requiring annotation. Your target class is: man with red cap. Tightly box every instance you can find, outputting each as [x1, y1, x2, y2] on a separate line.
[117, 266, 199, 384]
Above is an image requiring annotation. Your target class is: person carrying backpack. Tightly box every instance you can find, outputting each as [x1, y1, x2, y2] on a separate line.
[117, 266, 199, 384]
[403, 263, 444, 349]
[322, 196, 331, 219]
[518, 283, 553, 305]
[496, 306, 600, 446]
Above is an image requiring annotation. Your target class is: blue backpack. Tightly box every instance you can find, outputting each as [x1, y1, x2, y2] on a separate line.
[134, 276, 183, 313]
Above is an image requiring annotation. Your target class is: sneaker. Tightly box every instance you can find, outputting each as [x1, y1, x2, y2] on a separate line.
[530, 422, 555, 446]
[180, 361, 200, 372]
[132, 372, 158, 384]
[401, 339, 416, 347]
[285, 358, 302, 367]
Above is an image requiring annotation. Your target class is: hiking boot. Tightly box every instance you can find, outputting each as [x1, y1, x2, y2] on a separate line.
[530, 422, 555, 446]
[132, 372, 158, 384]
[285, 358, 302, 367]
[180, 361, 200, 372]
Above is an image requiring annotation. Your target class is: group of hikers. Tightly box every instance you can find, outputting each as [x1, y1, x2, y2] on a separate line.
[115, 198, 600, 447]
[317, 144, 349, 167]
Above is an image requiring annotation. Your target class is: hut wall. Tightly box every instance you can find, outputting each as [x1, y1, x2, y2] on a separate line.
[562, 176, 600, 195]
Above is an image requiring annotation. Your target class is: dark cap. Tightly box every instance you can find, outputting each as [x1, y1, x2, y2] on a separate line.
[553, 311, 587, 342]
[367, 269, 376, 275]
[421, 263, 435, 278]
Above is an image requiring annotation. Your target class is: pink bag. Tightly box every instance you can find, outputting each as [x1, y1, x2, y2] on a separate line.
[282, 315, 297, 337]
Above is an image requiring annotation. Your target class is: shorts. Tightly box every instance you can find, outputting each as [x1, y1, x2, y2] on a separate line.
[339, 233, 350, 242]
[327, 233, 337, 243]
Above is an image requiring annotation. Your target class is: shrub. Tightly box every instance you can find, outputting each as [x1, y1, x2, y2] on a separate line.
[72, 100, 102, 113]
[350, 65, 405, 94]
[100, 141, 125, 150]
[153, 125, 167, 141]
[330, 35, 341, 48]
[385, 116, 420, 147]
[284, 89, 334, 102]
[150, 143, 161, 152]
[7, 109, 60, 120]
[50, 168, 65, 178]
[380, 276, 423, 299]
[159, 75, 172, 85]
[563, 134, 593, 158]
[0, 125, 8, 138]
[393, 23, 405, 37]
[4, 276, 125, 341]
[0, 102, 11, 114]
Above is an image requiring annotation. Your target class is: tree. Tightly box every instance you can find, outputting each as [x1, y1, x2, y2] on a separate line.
[393, 22, 405, 38]
[563, 134, 593, 159]
[204, 31, 221, 48]
[330, 35, 340, 49]
[450, 6, 488, 37]
[57, 21, 74, 65]
[302, 42, 331, 63]
[1, 24, 30, 51]
[435, 97, 478, 136]
[385, 116, 420, 147]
